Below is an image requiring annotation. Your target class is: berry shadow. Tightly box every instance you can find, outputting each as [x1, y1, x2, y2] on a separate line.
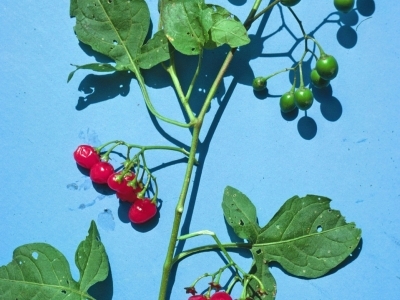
[312, 85, 343, 122]
[297, 115, 317, 140]
[356, 0, 375, 17]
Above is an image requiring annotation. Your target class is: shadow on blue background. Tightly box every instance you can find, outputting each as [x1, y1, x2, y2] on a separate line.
[88, 262, 114, 300]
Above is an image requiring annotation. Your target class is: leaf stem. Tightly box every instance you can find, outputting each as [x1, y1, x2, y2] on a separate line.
[129, 65, 191, 128]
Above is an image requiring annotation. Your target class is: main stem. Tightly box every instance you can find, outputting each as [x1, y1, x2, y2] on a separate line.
[158, 1, 274, 298]
[158, 50, 236, 300]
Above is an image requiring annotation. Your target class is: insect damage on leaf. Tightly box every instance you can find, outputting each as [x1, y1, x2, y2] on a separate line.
[0, 221, 109, 300]
[222, 187, 362, 298]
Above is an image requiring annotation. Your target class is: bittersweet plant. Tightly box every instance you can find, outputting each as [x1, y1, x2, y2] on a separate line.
[0, 0, 362, 299]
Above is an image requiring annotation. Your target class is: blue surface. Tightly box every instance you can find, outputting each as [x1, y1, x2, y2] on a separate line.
[1, 0, 398, 299]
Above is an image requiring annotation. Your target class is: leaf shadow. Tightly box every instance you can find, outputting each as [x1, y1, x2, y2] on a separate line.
[75, 71, 133, 111]
[87, 261, 114, 300]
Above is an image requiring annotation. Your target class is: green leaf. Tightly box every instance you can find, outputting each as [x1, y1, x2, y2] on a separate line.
[72, 0, 150, 69]
[67, 63, 118, 82]
[0, 221, 108, 299]
[70, 0, 78, 17]
[222, 186, 260, 243]
[204, 4, 249, 49]
[161, 0, 208, 55]
[254, 195, 362, 278]
[209, 18, 250, 48]
[75, 220, 109, 292]
[138, 30, 170, 69]
[248, 251, 277, 300]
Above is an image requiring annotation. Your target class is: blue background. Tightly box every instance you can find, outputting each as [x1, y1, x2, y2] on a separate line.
[1, 0, 398, 299]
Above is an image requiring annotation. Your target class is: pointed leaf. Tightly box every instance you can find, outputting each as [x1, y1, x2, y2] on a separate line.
[75, 220, 109, 292]
[138, 30, 170, 69]
[248, 251, 277, 300]
[0, 221, 108, 299]
[222, 186, 260, 243]
[0, 243, 86, 299]
[254, 195, 361, 278]
[67, 63, 118, 82]
[72, 0, 150, 68]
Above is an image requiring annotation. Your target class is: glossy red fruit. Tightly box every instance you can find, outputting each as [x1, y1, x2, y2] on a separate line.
[128, 198, 157, 224]
[116, 191, 140, 203]
[209, 291, 232, 300]
[90, 162, 114, 184]
[73, 145, 100, 169]
[189, 295, 209, 300]
[108, 172, 137, 194]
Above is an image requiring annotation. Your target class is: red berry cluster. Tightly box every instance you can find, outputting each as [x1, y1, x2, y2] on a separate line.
[73, 145, 157, 224]
[185, 285, 233, 300]
[188, 291, 232, 300]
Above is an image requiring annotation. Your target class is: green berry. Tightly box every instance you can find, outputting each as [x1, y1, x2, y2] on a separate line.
[280, 92, 296, 113]
[310, 69, 330, 88]
[316, 54, 339, 80]
[280, 0, 301, 7]
[294, 87, 314, 110]
[334, 0, 355, 13]
[252, 77, 267, 91]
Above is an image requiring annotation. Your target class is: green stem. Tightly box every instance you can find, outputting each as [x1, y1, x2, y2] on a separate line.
[172, 242, 251, 265]
[166, 65, 196, 123]
[158, 123, 201, 300]
[129, 65, 191, 128]
[246, 0, 281, 28]
[185, 50, 203, 101]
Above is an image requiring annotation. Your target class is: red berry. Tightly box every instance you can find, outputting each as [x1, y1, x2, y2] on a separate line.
[108, 172, 140, 194]
[73, 145, 100, 169]
[116, 191, 140, 203]
[189, 295, 209, 300]
[210, 291, 232, 300]
[90, 162, 114, 184]
[128, 198, 157, 224]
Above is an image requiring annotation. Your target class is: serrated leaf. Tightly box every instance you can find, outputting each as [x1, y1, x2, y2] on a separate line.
[75, 220, 109, 292]
[222, 186, 260, 243]
[0, 221, 108, 299]
[72, 0, 150, 69]
[254, 195, 362, 278]
[67, 63, 118, 83]
[161, 0, 208, 55]
[138, 30, 170, 69]
[248, 251, 277, 300]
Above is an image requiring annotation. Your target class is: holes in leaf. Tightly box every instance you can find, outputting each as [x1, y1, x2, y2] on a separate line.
[256, 249, 262, 255]
[317, 226, 322, 233]
[108, 0, 112, 3]
[61, 290, 67, 294]
[239, 219, 244, 226]
[31, 252, 38, 259]
[113, 40, 118, 45]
